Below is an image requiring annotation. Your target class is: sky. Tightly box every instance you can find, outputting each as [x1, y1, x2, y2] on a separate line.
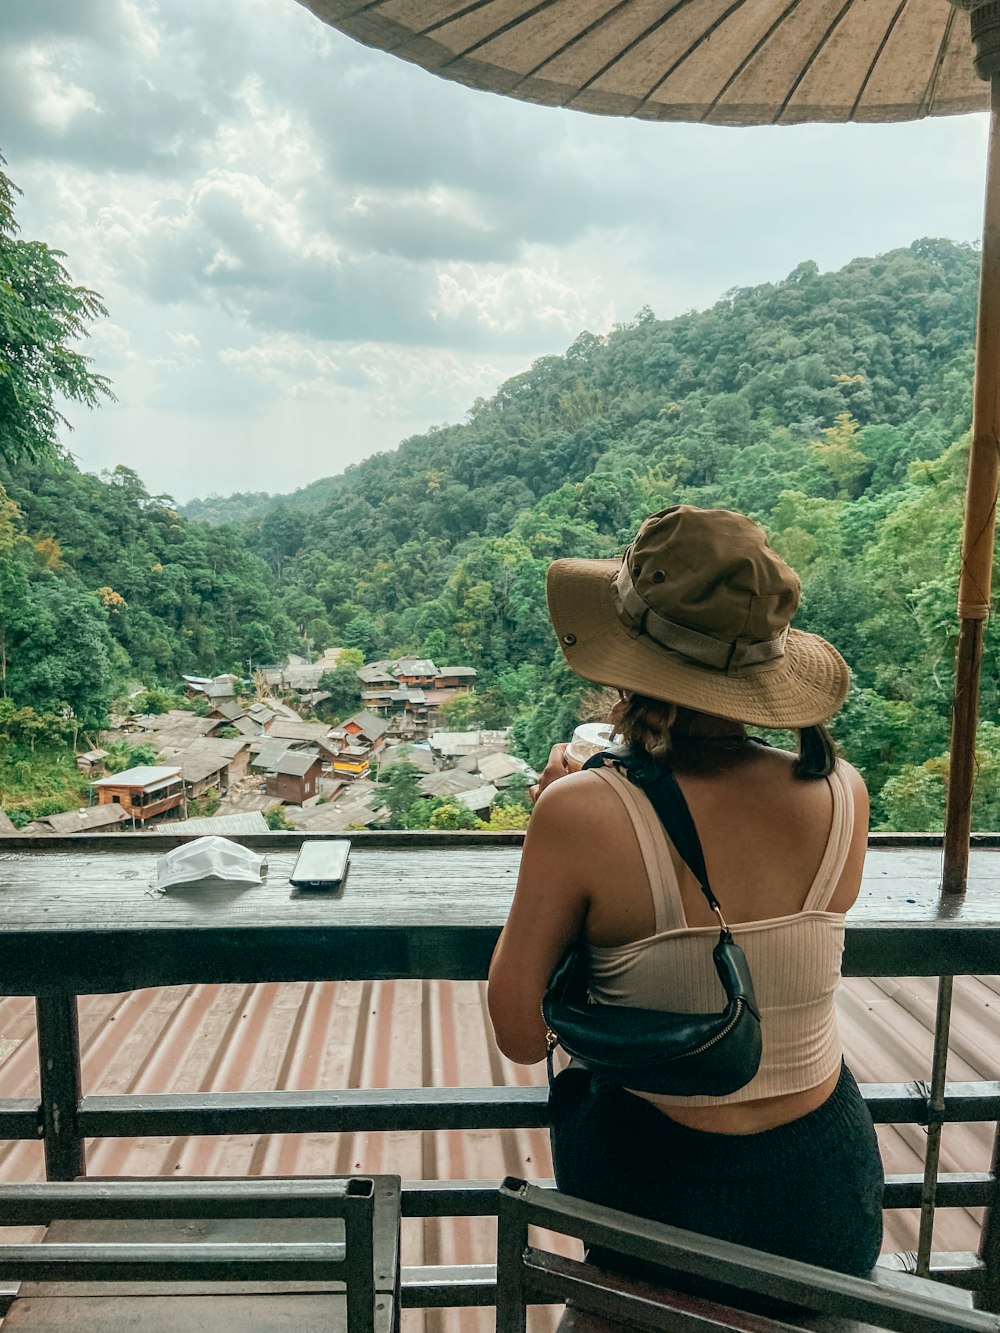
[1, 0, 992, 504]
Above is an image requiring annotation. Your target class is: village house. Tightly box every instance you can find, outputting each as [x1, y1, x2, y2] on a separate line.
[21, 805, 130, 836]
[356, 659, 478, 736]
[181, 674, 238, 707]
[91, 766, 185, 824]
[418, 769, 481, 800]
[154, 737, 252, 789]
[74, 748, 109, 775]
[265, 751, 324, 805]
[267, 719, 339, 767]
[329, 711, 388, 780]
[454, 783, 499, 818]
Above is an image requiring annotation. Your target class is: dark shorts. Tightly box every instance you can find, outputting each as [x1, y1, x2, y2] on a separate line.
[549, 1059, 884, 1297]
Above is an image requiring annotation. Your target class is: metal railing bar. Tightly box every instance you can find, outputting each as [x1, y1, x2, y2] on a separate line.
[60, 1081, 1000, 1143]
[398, 1175, 995, 1217]
[500, 1181, 997, 1333]
[919, 976, 957, 1275]
[76, 1087, 551, 1136]
[978, 1120, 1000, 1311]
[886, 1175, 995, 1211]
[0, 1241, 347, 1282]
[0, 1177, 366, 1224]
[864, 1083, 1000, 1123]
[396, 1258, 985, 1308]
[0, 1102, 40, 1138]
[401, 1263, 497, 1307]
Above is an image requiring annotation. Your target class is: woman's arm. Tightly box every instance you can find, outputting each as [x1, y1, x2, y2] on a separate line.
[487, 776, 592, 1064]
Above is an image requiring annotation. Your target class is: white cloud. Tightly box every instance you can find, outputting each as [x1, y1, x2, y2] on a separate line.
[0, 0, 991, 502]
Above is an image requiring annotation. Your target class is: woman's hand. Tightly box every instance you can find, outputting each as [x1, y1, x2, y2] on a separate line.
[528, 742, 573, 805]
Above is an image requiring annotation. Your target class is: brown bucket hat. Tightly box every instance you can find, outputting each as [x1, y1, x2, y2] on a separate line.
[546, 505, 849, 729]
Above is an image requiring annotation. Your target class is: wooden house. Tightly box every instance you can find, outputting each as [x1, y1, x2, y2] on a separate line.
[433, 666, 477, 690]
[265, 751, 324, 804]
[23, 805, 129, 835]
[75, 748, 109, 775]
[91, 766, 184, 824]
[391, 658, 437, 688]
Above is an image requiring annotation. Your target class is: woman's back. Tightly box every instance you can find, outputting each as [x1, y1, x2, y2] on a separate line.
[531, 741, 869, 1133]
[577, 741, 869, 950]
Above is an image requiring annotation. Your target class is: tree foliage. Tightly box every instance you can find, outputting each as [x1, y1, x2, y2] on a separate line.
[0, 164, 114, 466]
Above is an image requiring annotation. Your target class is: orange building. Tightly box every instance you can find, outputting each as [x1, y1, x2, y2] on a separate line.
[91, 766, 184, 824]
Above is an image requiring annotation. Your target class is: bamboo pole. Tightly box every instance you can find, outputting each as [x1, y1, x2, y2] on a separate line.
[942, 71, 1000, 896]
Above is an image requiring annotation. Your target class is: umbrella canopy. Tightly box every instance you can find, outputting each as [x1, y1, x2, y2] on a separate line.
[299, 0, 985, 124]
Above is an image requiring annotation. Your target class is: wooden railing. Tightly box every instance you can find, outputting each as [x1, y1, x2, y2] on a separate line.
[0, 831, 998, 1312]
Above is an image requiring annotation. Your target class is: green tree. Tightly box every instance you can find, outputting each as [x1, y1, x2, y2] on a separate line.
[374, 759, 424, 827]
[0, 164, 114, 466]
[319, 660, 363, 720]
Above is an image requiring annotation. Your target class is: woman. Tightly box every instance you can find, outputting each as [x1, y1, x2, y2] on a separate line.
[488, 504, 884, 1284]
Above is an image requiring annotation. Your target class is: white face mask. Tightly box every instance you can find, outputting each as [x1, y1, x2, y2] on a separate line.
[156, 835, 266, 890]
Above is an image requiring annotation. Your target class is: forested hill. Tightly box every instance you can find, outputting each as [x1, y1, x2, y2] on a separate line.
[4, 235, 997, 828]
[183, 236, 995, 829]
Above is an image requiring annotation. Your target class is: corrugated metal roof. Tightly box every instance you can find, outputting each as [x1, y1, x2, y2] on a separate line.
[91, 766, 182, 789]
[0, 978, 996, 1330]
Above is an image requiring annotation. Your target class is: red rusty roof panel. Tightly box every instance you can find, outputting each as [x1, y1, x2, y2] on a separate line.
[0, 976, 997, 1330]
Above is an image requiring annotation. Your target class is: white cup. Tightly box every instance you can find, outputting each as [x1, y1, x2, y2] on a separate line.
[565, 722, 614, 771]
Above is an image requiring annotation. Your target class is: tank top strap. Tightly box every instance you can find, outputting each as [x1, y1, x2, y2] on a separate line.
[589, 765, 687, 933]
[801, 762, 856, 912]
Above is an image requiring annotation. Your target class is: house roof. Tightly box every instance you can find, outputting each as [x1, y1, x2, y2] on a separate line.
[76, 748, 110, 763]
[170, 812, 270, 835]
[378, 745, 437, 775]
[205, 682, 236, 700]
[434, 666, 478, 678]
[27, 805, 130, 834]
[269, 720, 335, 745]
[357, 664, 397, 685]
[177, 749, 231, 785]
[273, 751, 323, 777]
[394, 658, 437, 677]
[284, 796, 380, 831]
[340, 711, 389, 741]
[251, 739, 295, 771]
[92, 766, 182, 791]
[454, 783, 499, 812]
[477, 753, 536, 785]
[0, 973, 993, 1274]
[418, 770, 481, 798]
[428, 730, 486, 756]
[135, 713, 217, 738]
[229, 715, 262, 738]
[211, 701, 245, 722]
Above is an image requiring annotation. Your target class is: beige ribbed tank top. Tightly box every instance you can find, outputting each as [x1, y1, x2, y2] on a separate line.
[586, 762, 854, 1106]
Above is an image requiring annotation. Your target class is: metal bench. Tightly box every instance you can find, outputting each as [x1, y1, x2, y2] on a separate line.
[0, 1176, 400, 1332]
[496, 1178, 1000, 1333]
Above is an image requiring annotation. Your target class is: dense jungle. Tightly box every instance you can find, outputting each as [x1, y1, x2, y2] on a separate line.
[1, 154, 996, 830]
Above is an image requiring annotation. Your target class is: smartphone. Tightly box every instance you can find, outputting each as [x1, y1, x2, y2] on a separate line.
[290, 839, 351, 890]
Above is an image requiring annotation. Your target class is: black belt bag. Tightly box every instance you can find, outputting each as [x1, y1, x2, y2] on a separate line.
[542, 750, 762, 1098]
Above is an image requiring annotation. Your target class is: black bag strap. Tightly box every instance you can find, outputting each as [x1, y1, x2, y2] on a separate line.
[582, 749, 726, 927]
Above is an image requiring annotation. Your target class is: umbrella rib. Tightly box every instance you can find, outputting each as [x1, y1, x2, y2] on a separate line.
[849, 0, 909, 120]
[420, 0, 554, 43]
[686, 0, 804, 124]
[554, 0, 703, 106]
[519, 0, 644, 83]
[589, 0, 749, 114]
[772, 0, 856, 123]
[919, 6, 957, 117]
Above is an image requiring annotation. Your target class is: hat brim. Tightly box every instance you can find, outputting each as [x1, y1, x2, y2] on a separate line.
[546, 557, 850, 729]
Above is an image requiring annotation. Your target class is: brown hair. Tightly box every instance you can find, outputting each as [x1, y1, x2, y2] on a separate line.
[611, 693, 836, 780]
